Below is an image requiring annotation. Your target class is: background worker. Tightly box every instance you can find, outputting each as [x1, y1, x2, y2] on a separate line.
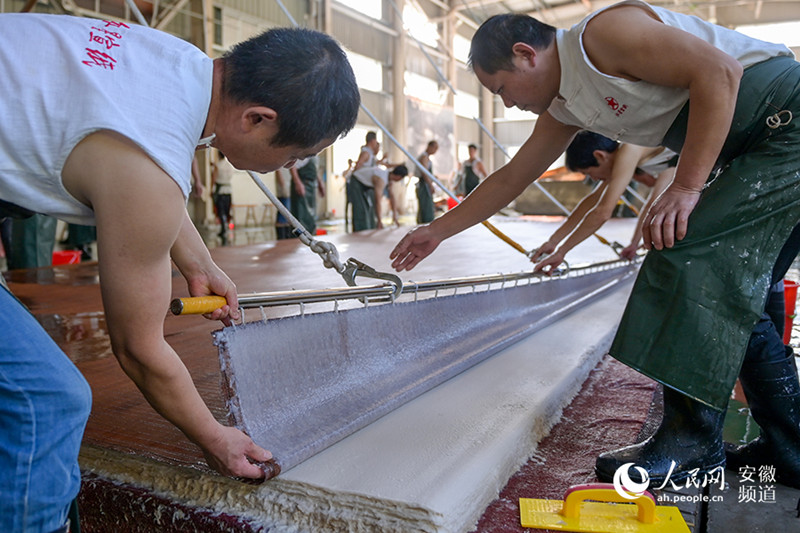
[4, 214, 58, 269]
[390, 1, 800, 488]
[211, 152, 235, 245]
[348, 164, 409, 230]
[353, 131, 380, 174]
[416, 140, 439, 223]
[347, 131, 402, 231]
[0, 15, 359, 532]
[455, 143, 488, 197]
[274, 168, 293, 239]
[290, 155, 325, 235]
[530, 131, 676, 266]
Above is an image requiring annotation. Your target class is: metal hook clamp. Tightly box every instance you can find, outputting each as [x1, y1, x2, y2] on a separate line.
[525, 248, 539, 261]
[543, 260, 570, 279]
[609, 241, 625, 257]
[340, 257, 404, 302]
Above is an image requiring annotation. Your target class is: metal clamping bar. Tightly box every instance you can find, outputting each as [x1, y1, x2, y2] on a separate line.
[171, 259, 639, 316]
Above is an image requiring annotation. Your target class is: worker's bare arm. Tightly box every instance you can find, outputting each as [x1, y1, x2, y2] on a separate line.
[171, 210, 240, 325]
[289, 166, 305, 197]
[584, 5, 742, 248]
[475, 159, 488, 179]
[391, 113, 578, 271]
[545, 145, 644, 264]
[353, 149, 371, 171]
[62, 131, 271, 479]
[529, 184, 604, 263]
[622, 166, 676, 259]
[417, 154, 434, 190]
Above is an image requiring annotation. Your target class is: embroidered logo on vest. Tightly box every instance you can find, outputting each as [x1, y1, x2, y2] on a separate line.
[605, 97, 628, 117]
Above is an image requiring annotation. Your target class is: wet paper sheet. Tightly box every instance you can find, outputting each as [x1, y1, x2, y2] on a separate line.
[214, 265, 635, 474]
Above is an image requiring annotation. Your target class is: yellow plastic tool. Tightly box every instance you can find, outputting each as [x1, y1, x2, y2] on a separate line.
[520, 483, 690, 532]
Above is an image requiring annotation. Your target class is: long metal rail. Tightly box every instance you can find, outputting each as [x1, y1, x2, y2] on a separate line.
[171, 257, 639, 316]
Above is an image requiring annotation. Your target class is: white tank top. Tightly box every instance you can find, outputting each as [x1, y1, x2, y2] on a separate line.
[0, 14, 213, 224]
[360, 146, 377, 168]
[639, 148, 677, 176]
[548, 0, 793, 146]
[353, 166, 389, 187]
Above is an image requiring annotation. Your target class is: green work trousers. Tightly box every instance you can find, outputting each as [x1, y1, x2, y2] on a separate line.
[8, 214, 57, 269]
[348, 179, 376, 232]
[416, 180, 435, 224]
[290, 177, 317, 234]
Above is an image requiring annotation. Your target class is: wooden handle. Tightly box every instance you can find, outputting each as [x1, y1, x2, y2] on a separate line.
[170, 296, 228, 315]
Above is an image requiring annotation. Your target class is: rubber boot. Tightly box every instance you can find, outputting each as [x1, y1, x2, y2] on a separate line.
[725, 347, 800, 489]
[595, 387, 726, 486]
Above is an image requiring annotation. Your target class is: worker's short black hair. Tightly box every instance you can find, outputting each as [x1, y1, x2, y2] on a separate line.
[469, 14, 556, 74]
[565, 131, 620, 171]
[366, 131, 377, 143]
[391, 164, 409, 177]
[222, 27, 360, 149]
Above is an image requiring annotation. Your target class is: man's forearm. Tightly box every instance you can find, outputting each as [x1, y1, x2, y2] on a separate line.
[170, 210, 213, 279]
[550, 189, 602, 245]
[115, 338, 222, 447]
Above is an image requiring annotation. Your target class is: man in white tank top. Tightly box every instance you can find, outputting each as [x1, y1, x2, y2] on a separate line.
[349, 165, 410, 230]
[529, 131, 677, 265]
[0, 15, 360, 531]
[391, 1, 800, 490]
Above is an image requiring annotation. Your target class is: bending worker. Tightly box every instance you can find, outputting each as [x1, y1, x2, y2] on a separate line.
[348, 164, 409, 230]
[391, 1, 800, 489]
[530, 131, 676, 266]
[0, 14, 359, 532]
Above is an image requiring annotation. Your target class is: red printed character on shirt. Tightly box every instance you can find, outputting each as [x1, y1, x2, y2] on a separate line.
[90, 27, 123, 50]
[101, 21, 130, 29]
[82, 20, 128, 70]
[83, 48, 117, 69]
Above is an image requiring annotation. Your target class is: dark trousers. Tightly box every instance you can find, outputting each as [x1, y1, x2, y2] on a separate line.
[416, 181, 434, 224]
[745, 223, 800, 364]
[347, 179, 376, 232]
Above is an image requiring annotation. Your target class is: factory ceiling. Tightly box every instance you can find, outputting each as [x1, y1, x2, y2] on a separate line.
[22, 1, 800, 36]
[449, 0, 800, 29]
